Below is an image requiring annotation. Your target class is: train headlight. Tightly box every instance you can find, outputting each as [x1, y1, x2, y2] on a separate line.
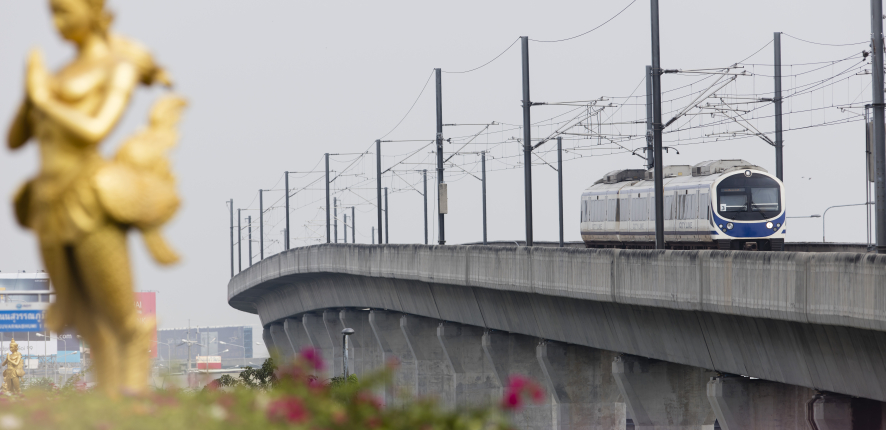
[776, 223, 781, 228]
[744, 170, 752, 177]
[766, 222, 773, 229]
[726, 223, 734, 230]
[718, 224, 723, 229]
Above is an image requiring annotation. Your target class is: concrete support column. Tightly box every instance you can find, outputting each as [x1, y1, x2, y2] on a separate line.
[401, 314, 454, 407]
[284, 317, 310, 354]
[437, 322, 500, 408]
[302, 313, 335, 378]
[537, 341, 625, 430]
[612, 354, 716, 430]
[340, 309, 383, 378]
[812, 394, 886, 430]
[269, 322, 295, 358]
[262, 326, 275, 355]
[707, 375, 815, 430]
[482, 330, 552, 430]
[369, 310, 416, 407]
[323, 310, 344, 377]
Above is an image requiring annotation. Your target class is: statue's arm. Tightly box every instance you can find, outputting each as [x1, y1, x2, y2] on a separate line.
[29, 58, 138, 146]
[7, 98, 32, 150]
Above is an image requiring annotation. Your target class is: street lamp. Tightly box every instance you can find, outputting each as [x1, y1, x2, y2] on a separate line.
[219, 340, 247, 360]
[822, 203, 873, 242]
[153, 340, 174, 371]
[341, 328, 354, 379]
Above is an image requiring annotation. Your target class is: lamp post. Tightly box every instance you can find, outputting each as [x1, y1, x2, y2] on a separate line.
[823, 203, 873, 242]
[219, 340, 247, 360]
[341, 328, 354, 379]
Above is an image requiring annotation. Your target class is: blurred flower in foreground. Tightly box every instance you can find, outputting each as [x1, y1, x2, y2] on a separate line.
[501, 375, 545, 410]
[267, 396, 309, 423]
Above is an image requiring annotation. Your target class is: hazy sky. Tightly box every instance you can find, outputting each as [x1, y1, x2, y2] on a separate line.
[0, 1, 876, 335]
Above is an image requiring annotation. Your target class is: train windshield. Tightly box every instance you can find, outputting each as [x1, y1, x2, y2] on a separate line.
[716, 173, 781, 220]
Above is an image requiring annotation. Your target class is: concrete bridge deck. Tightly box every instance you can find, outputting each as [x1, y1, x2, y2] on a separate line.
[228, 244, 886, 428]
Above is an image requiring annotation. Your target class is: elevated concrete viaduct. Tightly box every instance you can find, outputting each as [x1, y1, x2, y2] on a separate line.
[229, 244, 886, 429]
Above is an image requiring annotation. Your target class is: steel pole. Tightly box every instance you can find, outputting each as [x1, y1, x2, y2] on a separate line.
[774, 32, 784, 181]
[557, 137, 564, 247]
[259, 190, 264, 259]
[372, 226, 375, 244]
[285, 172, 290, 250]
[326, 153, 331, 243]
[376, 140, 383, 245]
[423, 170, 428, 245]
[435, 68, 446, 245]
[248, 216, 252, 267]
[237, 209, 242, 273]
[650, 0, 666, 249]
[229, 199, 233, 278]
[521, 36, 534, 247]
[334, 197, 338, 243]
[344, 214, 348, 243]
[384, 187, 389, 244]
[872, 0, 886, 253]
[645, 65, 654, 169]
[351, 206, 355, 243]
[482, 152, 488, 245]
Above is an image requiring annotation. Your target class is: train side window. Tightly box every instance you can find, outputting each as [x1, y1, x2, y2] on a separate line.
[700, 193, 709, 221]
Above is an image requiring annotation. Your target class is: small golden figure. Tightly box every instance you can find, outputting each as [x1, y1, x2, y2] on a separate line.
[6, 0, 184, 395]
[1, 339, 25, 395]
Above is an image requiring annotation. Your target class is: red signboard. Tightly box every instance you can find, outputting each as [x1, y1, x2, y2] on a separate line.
[135, 292, 157, 358]
[197, 356, 222, 370]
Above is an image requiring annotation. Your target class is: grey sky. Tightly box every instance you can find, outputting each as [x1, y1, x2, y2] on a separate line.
[0, 0, 875, 334]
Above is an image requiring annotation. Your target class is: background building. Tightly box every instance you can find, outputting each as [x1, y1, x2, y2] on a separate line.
[157, 325, 255, 369]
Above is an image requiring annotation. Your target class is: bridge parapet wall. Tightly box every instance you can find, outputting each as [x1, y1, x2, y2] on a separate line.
[229, 244, 886, 333]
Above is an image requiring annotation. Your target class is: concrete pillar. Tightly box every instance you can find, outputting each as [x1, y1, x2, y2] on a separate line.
[323, 310, 344, 378]
[707, 375, 815, 430]
[437, 322, 500, 408]
[482, 330, 553, 430]
[401, 314, 454, 407]
[302, 313, 335, 378]
[369, 310, 416, 407]
[284, 317, 310, 354]
[269, 322, 295, 358]
[340, 309, 384, 378]
[612, 354, 717, 430]
[537, 341, 625, 430]
[812, 394, 886, 430]
[262, 326, 275, 355]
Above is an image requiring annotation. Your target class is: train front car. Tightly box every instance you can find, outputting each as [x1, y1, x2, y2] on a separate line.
[709, 165, 786, 251]
[580, 159, 786, 250]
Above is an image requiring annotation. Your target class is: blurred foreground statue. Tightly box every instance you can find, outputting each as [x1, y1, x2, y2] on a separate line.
[1, 339, 24, 395]
[6, 0, 185, 395]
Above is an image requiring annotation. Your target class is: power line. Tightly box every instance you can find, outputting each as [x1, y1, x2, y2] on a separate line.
[783, 33, 869, 47]
[443, 37, 520, 74]
[529, 0, 637, 43]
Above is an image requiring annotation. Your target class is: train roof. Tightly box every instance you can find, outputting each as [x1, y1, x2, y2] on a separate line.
[583, 160, 771, 195]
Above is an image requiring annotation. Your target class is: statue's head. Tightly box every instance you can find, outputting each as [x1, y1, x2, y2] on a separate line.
[49, 0, 112, 44]
[8, 339, 17, 354]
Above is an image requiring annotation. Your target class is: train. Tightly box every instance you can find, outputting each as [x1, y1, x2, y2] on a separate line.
[580, 159, 786, 251]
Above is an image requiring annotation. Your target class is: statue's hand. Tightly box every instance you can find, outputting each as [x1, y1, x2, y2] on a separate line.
[26, 49, 52, 107]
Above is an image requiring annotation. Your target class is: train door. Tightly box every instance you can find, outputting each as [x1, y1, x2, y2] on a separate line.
[619, 191, 631, 243]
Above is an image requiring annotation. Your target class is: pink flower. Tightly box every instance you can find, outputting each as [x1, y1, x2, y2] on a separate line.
[501, 374, 545, 408]
[507, 375, 528, 391]
[267, 397, 310, 423]
[501, 389, 522, 410]
[299, 347, 324, 371]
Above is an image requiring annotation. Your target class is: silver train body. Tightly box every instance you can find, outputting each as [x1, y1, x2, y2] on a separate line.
[580, 160, 786, 250]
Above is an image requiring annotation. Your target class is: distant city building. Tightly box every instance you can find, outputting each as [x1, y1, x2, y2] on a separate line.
[157, 325, 253, 363]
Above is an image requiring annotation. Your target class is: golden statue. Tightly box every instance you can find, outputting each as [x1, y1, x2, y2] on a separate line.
[1, 339, 24, 395]
[6, 0, 184, 395]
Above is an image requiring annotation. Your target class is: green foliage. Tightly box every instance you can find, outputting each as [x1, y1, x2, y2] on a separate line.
[0, 352, 523, 430]
[234, 357, 279, 389]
